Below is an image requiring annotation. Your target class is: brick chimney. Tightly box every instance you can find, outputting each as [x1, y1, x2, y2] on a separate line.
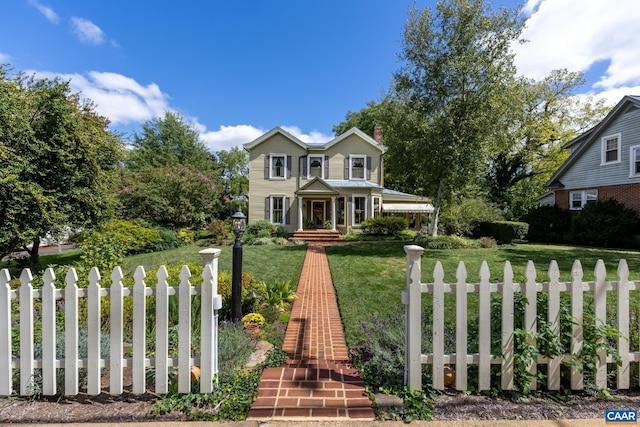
[373, 124, 383, 144]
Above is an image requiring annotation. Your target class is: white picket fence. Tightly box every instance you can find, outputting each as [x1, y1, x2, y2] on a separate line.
[403, 244, 640, 392]
[0, 248, 222, 396]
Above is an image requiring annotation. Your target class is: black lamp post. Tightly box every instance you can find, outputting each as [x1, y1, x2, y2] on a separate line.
[231, 209, 246, 321]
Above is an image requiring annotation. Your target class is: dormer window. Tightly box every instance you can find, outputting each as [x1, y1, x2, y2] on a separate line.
[350, 155, 366, 180]
[601, 133, 621, 164]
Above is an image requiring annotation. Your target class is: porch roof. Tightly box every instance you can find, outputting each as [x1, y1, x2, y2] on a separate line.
[382, 203, 434, 213]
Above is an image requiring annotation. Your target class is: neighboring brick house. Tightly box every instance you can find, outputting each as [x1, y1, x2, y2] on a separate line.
[243, 126, 432, 233]
[542, 95, 640, 214]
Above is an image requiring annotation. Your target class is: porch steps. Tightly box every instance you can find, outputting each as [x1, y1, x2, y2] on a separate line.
[290, 230, 342, 242]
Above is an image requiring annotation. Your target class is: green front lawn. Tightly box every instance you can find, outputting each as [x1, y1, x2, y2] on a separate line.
[326, 241, 640, 347]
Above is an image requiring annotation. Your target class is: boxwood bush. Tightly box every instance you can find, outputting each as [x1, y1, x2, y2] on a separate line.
[475, 221, 529, 243]
[361, 216, 407, 236]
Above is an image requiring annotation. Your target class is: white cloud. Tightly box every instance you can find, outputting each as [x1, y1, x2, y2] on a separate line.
[513, 0, 640, 102]
[28, 70, 170, 126]
[71, 17, 105, 45]
[195, 124, 265, 153]
[26, 69, 331, 153]
[280, 126, 333, 144]
[0, 52, 10, 63]
[30, 0, 59, 24]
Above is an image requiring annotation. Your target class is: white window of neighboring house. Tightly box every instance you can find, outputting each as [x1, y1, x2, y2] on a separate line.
[270, 154, 286, 179]
[271, 196, 285, 224]
[350, 155, 366, 180]
[630, 145, 640, 176]
[352, 196, 367, 225]
[308, 155, 324, 178]
[570, 189, 597, 210]
[601, 133, 621, 164]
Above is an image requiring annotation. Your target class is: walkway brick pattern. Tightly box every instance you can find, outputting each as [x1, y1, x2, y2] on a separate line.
[247, 244, 375, 420]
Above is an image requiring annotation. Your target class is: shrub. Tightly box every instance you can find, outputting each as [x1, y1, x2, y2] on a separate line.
[207, 218, 231, 242]
[31, 328, 110, 396]
[154, 227, 185, 251]
[274, 226, 289, 239]
[252, 237, 273, 245]
[440, 197, 503, 237]
[566, 199, 640, 248]
[361, 216, 407, 236]
[522, 205, 571, 243]
[475, 221, 529, 243]
[413, 234, 479, 249]
[245, 220, 275, 237]
[77, 230, 126, 273]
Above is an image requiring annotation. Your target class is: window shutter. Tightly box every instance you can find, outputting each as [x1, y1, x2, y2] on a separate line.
[324, 155, 329, 179]
[286, 155, 292, 179]
[302, 155, 308, 179]
[284, 197, 290, 224]
[344, 158, 349, 179]
[366, 156, 372, 180]
[264, 156, 270, 179]
[264, 197, 270, 220]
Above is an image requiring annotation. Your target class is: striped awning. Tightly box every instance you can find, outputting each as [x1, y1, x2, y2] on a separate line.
[382, 203, 434, 213]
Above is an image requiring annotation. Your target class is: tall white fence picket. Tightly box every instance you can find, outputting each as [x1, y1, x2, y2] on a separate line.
[0, 248, 222, 396]
[403, 244, 640, 392]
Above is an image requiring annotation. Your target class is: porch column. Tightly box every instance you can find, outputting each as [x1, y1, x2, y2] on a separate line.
[331, 196, 337, 231]
[297, 197, 303, 231]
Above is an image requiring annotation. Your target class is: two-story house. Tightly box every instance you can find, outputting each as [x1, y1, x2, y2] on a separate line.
[243, 126, 432, 234]
[541, 95, 640, 213]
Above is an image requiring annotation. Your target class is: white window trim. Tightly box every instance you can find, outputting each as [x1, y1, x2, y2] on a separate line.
[269, 195, 286, 224]
[372, 196, 381, 217]
[601, 133, 621, 165]
[336, 196, 346, 226]
[630, 145, 640, 177]
[307, 155, 324, 179]
[349, 154, 366, 180]
[269, 153, 287, 180]
[352, 194, 368, 226]
[569, 189, 597, 210]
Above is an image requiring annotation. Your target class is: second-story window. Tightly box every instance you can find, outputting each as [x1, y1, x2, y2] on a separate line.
[271, 154, 286, 179]
[309, 156, 323, 178]
[350, 155, 366, 179]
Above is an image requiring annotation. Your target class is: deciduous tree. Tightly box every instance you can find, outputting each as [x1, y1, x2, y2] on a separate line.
[384, 0, 525, 235]
[0, 66, 123, 265]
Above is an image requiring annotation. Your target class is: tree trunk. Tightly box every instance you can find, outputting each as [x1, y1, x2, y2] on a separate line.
[25, 236, 41, 270]
[429, 180, 446, 237]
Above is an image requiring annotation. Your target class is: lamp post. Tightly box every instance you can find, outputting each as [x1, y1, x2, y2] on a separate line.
[231, 209, 246, 321]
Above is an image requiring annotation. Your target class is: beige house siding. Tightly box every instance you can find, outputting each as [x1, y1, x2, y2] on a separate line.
[247, 133, 306, 228]
[245, 127, 428, 234]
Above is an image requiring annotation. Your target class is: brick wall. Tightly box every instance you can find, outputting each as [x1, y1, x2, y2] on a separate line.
[553, 183, 640, 214]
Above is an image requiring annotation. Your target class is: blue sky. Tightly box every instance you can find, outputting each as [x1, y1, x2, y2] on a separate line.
[1, 0, 639, 152]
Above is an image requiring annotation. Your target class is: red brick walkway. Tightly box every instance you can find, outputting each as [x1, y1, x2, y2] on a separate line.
[247, 244, 375, 420]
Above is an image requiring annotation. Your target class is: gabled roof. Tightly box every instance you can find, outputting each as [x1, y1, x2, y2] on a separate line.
[296, 177, 340, 195]
[243, 126, 307, 151]
[242, 126, 386, 153]
[545, 95, 640, 188]
[322, 127, 387, 153]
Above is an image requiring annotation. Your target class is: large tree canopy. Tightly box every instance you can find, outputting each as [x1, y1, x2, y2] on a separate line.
[118, 111, 225, 227]
[125, 111, 217, 172]
[383, 0, 525, 234]
[0, 66, 124, 265]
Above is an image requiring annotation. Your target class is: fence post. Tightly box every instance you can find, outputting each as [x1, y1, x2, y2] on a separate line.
[403, 245, 424, 391]
[200, 248, 222, 393]
[0, 269, 11, 396]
